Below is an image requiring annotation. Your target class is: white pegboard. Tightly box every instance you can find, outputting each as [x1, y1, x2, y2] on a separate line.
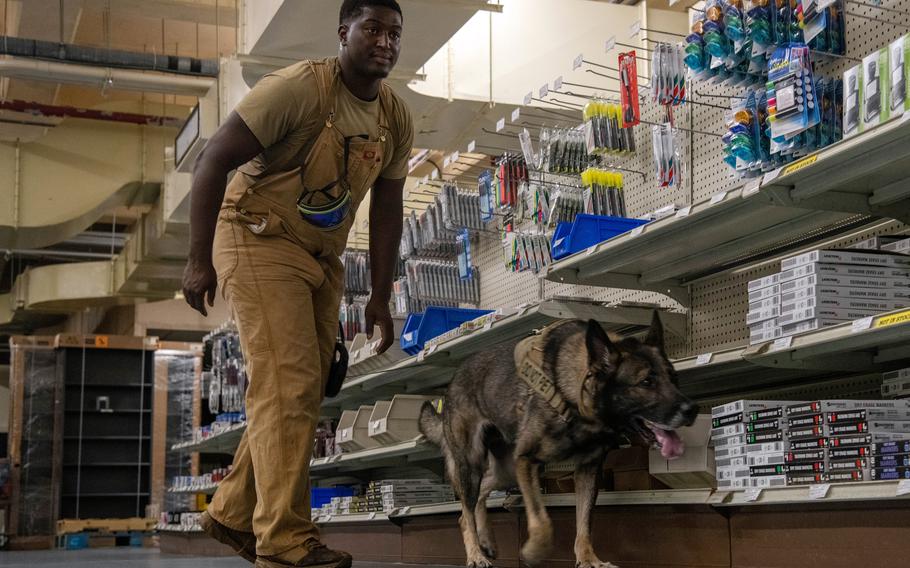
[472, 2, 910, 365]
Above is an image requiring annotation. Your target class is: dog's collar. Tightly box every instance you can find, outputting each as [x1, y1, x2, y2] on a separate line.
[514, 320, 594, 422]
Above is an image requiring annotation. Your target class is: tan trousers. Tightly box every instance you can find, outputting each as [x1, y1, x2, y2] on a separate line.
[207, 214, 343, 560]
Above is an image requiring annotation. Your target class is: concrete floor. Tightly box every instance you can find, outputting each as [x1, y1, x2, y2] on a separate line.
[0, 548, 458, 567]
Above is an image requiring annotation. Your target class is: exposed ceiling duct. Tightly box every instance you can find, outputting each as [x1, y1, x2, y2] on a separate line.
[0, 57, 215, 96]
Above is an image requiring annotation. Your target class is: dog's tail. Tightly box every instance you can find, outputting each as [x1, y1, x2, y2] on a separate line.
[418, 399, 444, 447]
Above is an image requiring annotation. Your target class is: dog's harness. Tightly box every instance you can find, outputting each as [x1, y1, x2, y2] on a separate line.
[514, 320, 597, 423]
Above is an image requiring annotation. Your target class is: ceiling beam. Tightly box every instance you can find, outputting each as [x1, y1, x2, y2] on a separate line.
[81, 0, 237, 27]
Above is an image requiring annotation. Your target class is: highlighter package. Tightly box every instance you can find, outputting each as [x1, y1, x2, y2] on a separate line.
[861, 48, 887, 130]
[842, 64, 861, 138]
[890, 35, 908, 117]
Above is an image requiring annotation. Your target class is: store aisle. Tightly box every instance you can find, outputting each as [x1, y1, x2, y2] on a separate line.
[0, 549, 458, 568]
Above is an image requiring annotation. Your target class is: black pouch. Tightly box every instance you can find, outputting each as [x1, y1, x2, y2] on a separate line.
[325, 323, 348, 398]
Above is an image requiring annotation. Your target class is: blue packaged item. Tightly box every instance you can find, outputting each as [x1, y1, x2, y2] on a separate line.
[311, 486, 355, 509]
[65, 533, 89, 550]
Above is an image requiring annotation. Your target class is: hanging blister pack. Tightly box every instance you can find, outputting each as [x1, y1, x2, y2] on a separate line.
[651, 123, 685, 189]
[478, 170, 494, 222]
[652, 43, 688, 106]
[456, 229, 473, 280]
[767, 43, 819, 140]
[501, 230, 552, 274]
[581, 167, 627, 217]
[619, 52, 641, 127]
[584, 98, 636, 155]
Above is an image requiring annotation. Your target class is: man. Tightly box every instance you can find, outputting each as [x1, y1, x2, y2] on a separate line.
[181, 1, 412, 566]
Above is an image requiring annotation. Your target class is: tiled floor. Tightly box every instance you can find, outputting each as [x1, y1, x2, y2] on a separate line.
[0, 548, 458, 567]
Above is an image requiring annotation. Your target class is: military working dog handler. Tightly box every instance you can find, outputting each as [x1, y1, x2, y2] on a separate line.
[181, 1, 412, 566]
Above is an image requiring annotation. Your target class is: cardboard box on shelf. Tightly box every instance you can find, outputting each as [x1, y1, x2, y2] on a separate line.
[650, 415, 715, 489]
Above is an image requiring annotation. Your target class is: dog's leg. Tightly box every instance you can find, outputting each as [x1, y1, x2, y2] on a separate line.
[453, 452, 493, 568]
[574, 462, 618, 568]
[515, 456, 553, 566]
[475, 465, 499, 560]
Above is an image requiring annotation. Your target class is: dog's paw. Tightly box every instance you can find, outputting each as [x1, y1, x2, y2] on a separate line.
[575, 561, 620, 568]
[480, 542, 497, 560]
[521, 538, 553, 566]
[466, 554, 494, 568]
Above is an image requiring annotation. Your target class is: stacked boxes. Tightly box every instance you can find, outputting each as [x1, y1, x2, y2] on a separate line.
[843, 34, 909, 138]
[713, 400, 910, 489]
[713, 400, 799, 490]
[365, 479, 455, 513]
[747, 248, 910, 345]
[882, 368, 910, 399]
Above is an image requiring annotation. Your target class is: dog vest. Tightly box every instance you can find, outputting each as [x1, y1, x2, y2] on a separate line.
[514, 320, 588, 423]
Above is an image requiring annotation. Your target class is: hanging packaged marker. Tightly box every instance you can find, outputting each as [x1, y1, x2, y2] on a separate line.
[619, 52, 641, 127]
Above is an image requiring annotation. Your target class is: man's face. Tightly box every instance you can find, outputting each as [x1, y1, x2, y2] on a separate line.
[340, 6, 402, 79]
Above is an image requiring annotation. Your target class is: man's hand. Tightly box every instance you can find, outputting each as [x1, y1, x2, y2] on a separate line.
[364, 296, 394, 354]
[183, 256, 218, 316]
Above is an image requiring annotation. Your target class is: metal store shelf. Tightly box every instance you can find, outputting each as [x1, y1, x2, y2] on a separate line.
[168, 484, 219, 495]
[506, 489, 718, 509]
[314, 512, 390, 525]
[673, 308, 910, 400]
[322, 299, 684, 415]
[716, 480, 910, 507]
[313, 498, 509, 525]
[310, 437, 440, 477]
[759, 115, 910, 224]
[544, 190, 856, 306]
[170, 423, 246, 454]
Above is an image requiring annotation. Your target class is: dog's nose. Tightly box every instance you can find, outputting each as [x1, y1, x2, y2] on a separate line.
[680, 401, 699, 424]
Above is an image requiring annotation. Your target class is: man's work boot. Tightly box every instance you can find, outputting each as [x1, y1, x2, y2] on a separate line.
[255, 544, 353, 568]
[199, 510, 257, 563]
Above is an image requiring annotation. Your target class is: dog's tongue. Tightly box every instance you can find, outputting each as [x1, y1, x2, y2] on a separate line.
[650, 425, 685, 460]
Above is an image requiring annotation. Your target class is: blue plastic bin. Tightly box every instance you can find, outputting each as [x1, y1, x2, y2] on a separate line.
[64, 533, 88, 550]
[551, 214, 650, 260]
[312, 486, 355, 509]
[400, 306, 494, 355]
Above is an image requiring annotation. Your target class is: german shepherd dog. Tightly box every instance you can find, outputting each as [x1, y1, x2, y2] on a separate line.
[419, 314, 698, 568]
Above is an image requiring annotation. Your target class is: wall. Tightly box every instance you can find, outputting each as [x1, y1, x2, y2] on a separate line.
[0, 384, 8, 434]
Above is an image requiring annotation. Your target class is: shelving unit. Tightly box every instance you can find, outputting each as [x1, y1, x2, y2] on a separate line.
[170, 423, 246, 455]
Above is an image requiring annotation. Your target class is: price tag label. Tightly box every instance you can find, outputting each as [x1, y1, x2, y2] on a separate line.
[468, 140, 476, 153]
[675, 206, 692, 218]
[852, 317, 874, 333]
[630, 21, 641, 38]
[742, 178, 762, 197]
[809, 483, 831, 500]
[369, 512, 377, 520]
[421, 175, 429, 185]
[762, 167, 783, 185]
[605, 36, 616, 52]
[483, 318, 494, 331]
[554, 76, 564, 91]
[431, 170, 439, 181]
[744, 488, 762, 502]
[453, 151, 460, 163]
[524, 92, 533, 106]
[539, 83, 549, 98]
[696, 353, 713, 366]
[771, 336, 793, 351]
[903, 112, 910, 124]
[496, 118, 506, 132]
[511, 108, 520, 122]
[400, 506, 411, 515]
[574, 53, 584, 70]
[443, 155, 452, 168]
[897, 479, 910, 496]
[417, 351, 426, 363]
[428, 344, 439, 355]
[669, 0, 679, 6]
[586, 245, 599, 256]
[710, 191, 728, 205]
[630, 226, 645, 237]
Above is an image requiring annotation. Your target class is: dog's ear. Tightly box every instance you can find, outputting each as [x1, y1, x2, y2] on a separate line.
[644, 311, 665, 351]
[585, 319, 614, 366]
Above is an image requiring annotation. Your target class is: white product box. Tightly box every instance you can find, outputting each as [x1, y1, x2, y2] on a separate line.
[749, 296, 781, 312]
[748, 274, 781, 292]
[868, 420, 910, 433]
[713, 434, 747, 448]
[717, 477, 750, 490]
[749, 475, 787, 489]
[781, 249, 910, 271]
[746, 441, 786, 454]
[716, 456, 748, 469]
[827, 407, 910, 422]
[780, 285, 910, 303]
[712, 400, 796, 418]
[748, 453, 787, 466]
[778, 306, 882, 327]
[862, 49, 887, 130]
[843, 64, 862, 138]
[714, 445, 748, 460]
[712, 423, 747, 439]
[821, 400, 910, 412]
[882, 238, 910, 254]
[780, 273, 910, 294]
[750, 327, 781, 345]
[649, 415, 716, 489]
[850, 236, 907, 250]
[716, 465, 751, 481]
[883, 368, 910, 382]
[747, 305, 781, 325]
[778, 318, 843, 336]
[781, 296, 908, 314]
[748, 284, 781, 303]
[750, 318, 778, 332]
[871, 432, 910, 443]
[882, 377, 910, 398]
[779, 263, 910, 284]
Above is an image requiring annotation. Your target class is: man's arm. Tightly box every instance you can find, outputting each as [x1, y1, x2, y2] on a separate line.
[182, 112, 264, 316]
[365, 176, 405, 353]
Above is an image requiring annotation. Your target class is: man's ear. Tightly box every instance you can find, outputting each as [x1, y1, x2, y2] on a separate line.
[338, 24, 349, 45]
[644, 311, 665, 351]
[586, 319, 614, 367]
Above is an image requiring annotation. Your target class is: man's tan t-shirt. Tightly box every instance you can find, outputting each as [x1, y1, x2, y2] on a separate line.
[234, 57, 413, 180]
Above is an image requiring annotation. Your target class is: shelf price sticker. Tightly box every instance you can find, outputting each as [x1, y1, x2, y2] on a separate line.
[428, 344, 439, 356]
[496, 118, 506, 132]
[771, 336, 793, 352]
[586, 245, 599, 256]
[744, 488, 762, 502]
[629, 20, 641, 38]
[675, 206, 692, 218]
[468, 140, 476, 153]
[539, 83, 549, 98]
[452, 151, 460, 164]
[851, 316, 874, 333]
[809, 483, 831, 500]
[553, 76, 564, 91]
[762, 167, 783, 185]
[431, 169, 439, 180]
[742, 178, 762, 198]
[710, 191, 728, 205]
[574, 53, 584, 70]
[897, 479, 910, 496]
[630, 226, 645, 237]
[443, 155, 452, 168]
[605, 36, 616, 52]
[511, 108, 520, 122]
[874, 309, 910, 329]
[696, 353, 713, 366]
[524, 92, 533, 106]
[782, 154, 819, 177]
[483, 318, 495, 331]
